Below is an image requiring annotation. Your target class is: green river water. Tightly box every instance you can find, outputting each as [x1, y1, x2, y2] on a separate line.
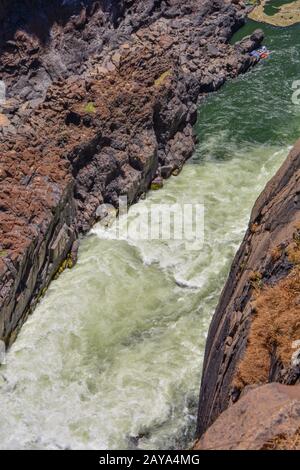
[1, 19, 300, 450]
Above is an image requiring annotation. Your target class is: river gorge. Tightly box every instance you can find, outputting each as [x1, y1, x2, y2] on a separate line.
[1, 11, 300, 449]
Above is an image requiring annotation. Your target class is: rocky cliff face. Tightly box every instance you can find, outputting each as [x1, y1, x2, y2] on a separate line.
[0, 0, 263, 346]
[196, 383, 300, 450]
[196, 140, 300, 448]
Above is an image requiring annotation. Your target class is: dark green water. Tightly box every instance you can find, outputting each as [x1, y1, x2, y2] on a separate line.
[0, 20, 299, 450]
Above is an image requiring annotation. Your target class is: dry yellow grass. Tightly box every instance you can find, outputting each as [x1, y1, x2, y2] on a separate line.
[154, 70, 172, 87]
[271, 245, 282, 262]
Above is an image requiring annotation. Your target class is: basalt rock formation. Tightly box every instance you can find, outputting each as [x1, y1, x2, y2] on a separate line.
[0, 0, 263, 346]
[196, 140, 300, 449]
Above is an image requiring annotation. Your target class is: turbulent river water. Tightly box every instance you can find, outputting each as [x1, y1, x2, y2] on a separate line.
[1, 20, 300, 450]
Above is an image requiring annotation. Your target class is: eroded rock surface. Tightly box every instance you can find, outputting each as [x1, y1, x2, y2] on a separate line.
[0, 0, 263, 345]
[197, 140, 300, 439]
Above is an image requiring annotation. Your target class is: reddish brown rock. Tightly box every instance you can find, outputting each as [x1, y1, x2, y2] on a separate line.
[195, 383, 300, 450]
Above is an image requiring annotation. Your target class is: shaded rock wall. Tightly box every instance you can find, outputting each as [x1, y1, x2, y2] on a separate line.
[197, 140, 300, 437]
[0, 0, 263, 345]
